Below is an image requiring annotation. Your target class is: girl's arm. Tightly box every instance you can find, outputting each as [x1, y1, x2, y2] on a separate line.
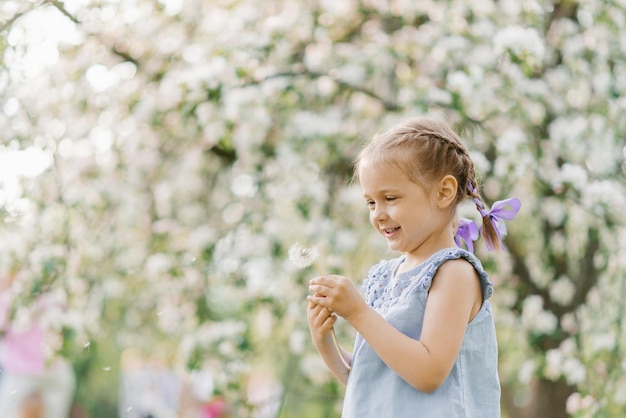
[308, 259, 482, 393]
[307, 301, 351, 384]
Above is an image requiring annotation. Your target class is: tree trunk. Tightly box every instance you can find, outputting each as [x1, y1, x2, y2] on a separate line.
[503, 378, 575, 418]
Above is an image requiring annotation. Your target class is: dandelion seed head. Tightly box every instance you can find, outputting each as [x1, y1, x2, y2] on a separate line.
[288, 243, 319, 269]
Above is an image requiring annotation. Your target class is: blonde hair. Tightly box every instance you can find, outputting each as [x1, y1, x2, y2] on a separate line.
[354, 117, 502, 250]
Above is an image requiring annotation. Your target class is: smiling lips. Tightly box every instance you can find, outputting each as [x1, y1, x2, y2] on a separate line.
[383, 227, 400, 236]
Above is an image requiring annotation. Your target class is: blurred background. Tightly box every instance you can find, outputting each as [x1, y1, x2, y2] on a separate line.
[0, 0, 625, 417]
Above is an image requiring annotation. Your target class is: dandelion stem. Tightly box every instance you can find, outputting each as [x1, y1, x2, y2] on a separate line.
[312, 262, 324, 277]
[331, 328, 351, 371]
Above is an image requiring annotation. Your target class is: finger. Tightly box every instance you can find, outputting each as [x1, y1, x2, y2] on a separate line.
[309, 276, 336, 288]
[312, 303, 327, 316]
[318, 312, 337, 329]
[308, 294, 332, 307]
[320, 306, 334, 318]
[309, 296, 330, 307]
[307, 299, 328, 314]
[309, 284, 328, 296]
[312, 305, 334, 325]
[311, 302, 326, 315]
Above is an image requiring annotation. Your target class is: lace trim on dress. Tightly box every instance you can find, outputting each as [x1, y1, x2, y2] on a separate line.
[361, 248, 493, 317]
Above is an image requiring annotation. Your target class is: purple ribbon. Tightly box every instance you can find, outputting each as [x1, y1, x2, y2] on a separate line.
[482, 197, 521, 251]
[455, 218, 479, 253]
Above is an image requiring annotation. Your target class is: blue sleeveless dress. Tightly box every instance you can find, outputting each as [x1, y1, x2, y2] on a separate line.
[342, 248, 501, 418]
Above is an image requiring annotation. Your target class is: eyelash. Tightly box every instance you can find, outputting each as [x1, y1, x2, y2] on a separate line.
[366, 196, 397, 208]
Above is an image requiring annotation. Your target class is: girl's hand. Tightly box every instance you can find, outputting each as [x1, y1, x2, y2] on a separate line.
[307, 275, 365, 320]
[307, 300, 337, 343]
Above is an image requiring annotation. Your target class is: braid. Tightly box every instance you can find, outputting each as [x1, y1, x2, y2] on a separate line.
[402, 125, 468, 203]
[433, 132, 475, 205]
[467, 177, 502, 251]
[437, 134, 466, 157]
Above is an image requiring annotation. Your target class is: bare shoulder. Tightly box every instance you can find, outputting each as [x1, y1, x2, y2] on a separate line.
[430, 258, 480, 291]
[429, 258, 482, 320]
[436, 257, 478, 277]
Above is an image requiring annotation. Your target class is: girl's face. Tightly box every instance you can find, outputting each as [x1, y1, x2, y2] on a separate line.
[360, 161, 456, 264]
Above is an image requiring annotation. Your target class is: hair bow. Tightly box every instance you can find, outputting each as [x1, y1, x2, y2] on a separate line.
[456, 184, 521, 252]
[482, 197, 522, 251]
[454, 218, 479, 253]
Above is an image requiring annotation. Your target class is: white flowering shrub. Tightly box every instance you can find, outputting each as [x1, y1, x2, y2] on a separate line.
[1, 0, 625, 417]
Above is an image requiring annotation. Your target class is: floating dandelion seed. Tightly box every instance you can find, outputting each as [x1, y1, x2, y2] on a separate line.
[289, 243, 351, 370]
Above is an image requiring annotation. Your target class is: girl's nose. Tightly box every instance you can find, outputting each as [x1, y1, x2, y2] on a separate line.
[371, 206, 388, 223]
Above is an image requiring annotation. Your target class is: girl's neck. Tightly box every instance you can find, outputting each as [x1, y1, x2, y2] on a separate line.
[396, 253, 430, 276]
[403, 239, 457, 271]
[398, 242, 456, 275]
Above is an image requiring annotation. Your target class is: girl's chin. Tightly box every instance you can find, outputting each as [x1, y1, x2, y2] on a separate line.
[385, 239, 402, 252]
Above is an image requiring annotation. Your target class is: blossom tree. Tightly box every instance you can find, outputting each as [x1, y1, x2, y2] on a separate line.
[0, 0, 625, 417]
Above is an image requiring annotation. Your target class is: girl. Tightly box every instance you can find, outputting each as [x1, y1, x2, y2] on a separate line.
[307, 117, 519, 417]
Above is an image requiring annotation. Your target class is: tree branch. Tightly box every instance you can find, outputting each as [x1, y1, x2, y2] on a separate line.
[44, 0, 141, 68]
[0, 11, 26, 32]
[238, 69, 400, 111]
[45, 0, 80, 24]
[569, 227, 600, 308]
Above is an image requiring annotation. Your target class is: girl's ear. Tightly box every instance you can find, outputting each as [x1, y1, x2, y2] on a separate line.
[436, 175, 458, 209]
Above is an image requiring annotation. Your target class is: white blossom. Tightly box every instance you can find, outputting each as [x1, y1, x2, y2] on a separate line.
[521, 295, 558, 335]
[544, 348, 563, 380]
[562, 357, 586, 385]
[549, 276, 576, 306]
[289, 329, 306, 354]
[590, 332, 616, 352]
[554, 163, 588, 189]
[560, 313, 579, 334]
[447, 71, 473, 98]
[493, 26, 545, 61]
[542, 197, 566, 227]
[518, 359, 536, 384]
[496, 128, 526, 155]
[584, 180, 626, 220]
[566, 393, 596, 415]
[545, 344, 587, 385]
